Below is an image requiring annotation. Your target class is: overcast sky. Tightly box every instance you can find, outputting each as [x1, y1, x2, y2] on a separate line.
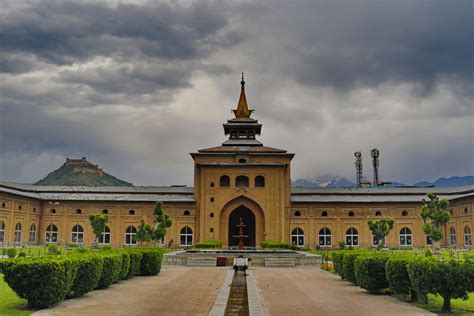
[0, 0, 473, 186]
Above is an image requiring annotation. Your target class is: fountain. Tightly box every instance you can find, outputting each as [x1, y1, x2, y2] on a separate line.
[233, 217, 249, 250]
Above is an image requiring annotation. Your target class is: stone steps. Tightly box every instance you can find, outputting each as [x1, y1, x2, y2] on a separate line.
[264, 257, 296, 267]
[186, 256, 217, 267]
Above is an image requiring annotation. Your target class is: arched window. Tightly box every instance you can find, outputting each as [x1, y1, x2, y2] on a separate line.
[321, 211, 328, 217]
[210, 212, 214, 218]
[255, 176, 265, 187]
[346, 227, 359, 247]
[238, 158, 247, 163]
[465, 208, 469, 214]
[210, 228, 214, 233]
[348, 211, 354, 217]
[76, 209, 82, 214]
[450, 227, 456, 246]
[375, 211, 382, 216]
[402, 210, 408, 216]
[45, 224, 58, 243]
[129, 210, 135, 215]
[0, 220, 5, 243]
[291, 227, 304, 247]
[464, 226, 472, 246]
[29, 223, 36, 243]
[220, 175, 230, 187]
[14, 222, 22, 244]
[50, 209, 56, 214]
[294, 211, 301, 217]
[399, 227, 412, 246]
[318, 227, 332, 247]
[236, 175, 249, 188]
[99, 226, 111, 244]
[180, 226, 193, 246]
[102, 209, 109, 214]
[1, 202, 5, 208]
[18, 205, 22, 210]
[184, 210, 190, 216]
[210, 182, 214, 187]
[426, 235, 433, 245]
[71, 225, 84, 244]
[210, 197, 214, 202]
[125, 225, 137, 245]
[372, 235, 387, 246]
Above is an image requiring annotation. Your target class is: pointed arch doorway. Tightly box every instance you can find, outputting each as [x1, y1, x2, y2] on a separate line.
[228, 206, 256, 247]
[220, 196, 265, 248]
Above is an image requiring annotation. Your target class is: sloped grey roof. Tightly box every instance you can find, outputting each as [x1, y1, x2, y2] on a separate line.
[291, 193, 473, 203]
[291, 185, 474, 195]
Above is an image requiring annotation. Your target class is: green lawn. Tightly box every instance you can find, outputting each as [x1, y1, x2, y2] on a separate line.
[0, 275, 31, 315]
[395, 293, 474, 315]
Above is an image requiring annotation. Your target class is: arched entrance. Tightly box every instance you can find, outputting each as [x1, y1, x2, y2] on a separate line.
[220, 196, 265, 248]
[228, 206, 256, 247]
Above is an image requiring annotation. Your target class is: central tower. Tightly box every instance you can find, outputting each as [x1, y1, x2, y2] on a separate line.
[191, 75, 294, 247]
[223, 73, 263, 146]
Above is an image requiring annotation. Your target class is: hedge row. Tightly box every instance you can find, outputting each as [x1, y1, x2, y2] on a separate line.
[332, 250, 474, 312]
[2, 247, 163, 308]
[261, 241, 298, 250]
[194, 241, 223, 249]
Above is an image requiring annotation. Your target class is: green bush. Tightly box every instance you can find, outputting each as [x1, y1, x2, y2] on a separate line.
[139, 248, 162, 276]
[354, 254, 390, 293]
[194, 241, 223, 249]
[96, 254, 122, 289]
[343, 252, 364, 284]
[386, 256, 417, 301]
[48, 244, 61, 255]
[261, 241, 297, 250]
[332, 252, 346, 279]
[432, 259, 469, 312]
[119, 252, 131, 280]
[127, 251, 142, 278]
[463, 260, 474, 293]
[18, 252, 26, 257]
[68, 255, 104, 298]
[2, 257, 78, 308]
[7, 248, 17, 258]
[407, 257, 436, 303]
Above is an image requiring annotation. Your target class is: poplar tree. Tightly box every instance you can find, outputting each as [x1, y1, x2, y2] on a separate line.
[151, 201, 172, 245]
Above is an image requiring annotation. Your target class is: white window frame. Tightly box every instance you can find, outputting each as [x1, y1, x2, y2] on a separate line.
[99, 226, 111, 245]
[125, 225, 137, 245]
[71, 225, 84, 244]
[0, 220, 5, 244]
[464, 226, 472, 247]
[45, 224, 59, 243]
[180, 226, 193, 246]
[291, 227, 305, 247]
[399, 227, 412, 246]
[29, 223, 36, 243]
[13, 222, 22, 245]
[318, 227, 332, 247]
[345, 227, 359, 247]
[450, 227, 456, 246]
[372, 235, 387, 246]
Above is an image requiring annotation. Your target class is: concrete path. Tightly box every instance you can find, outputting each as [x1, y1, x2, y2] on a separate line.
[252, 268, 433, 316]
[34, 266, 227, 316]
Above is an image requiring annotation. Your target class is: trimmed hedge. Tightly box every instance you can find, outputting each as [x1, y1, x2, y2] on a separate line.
[260, 241, 297, 250]
[194, 241, 223, 249]
[2, 257, 78, 308]
[386, 256, 417, 301]
[127, 251, 143, 278]
[68, 255, 104, 298]
[332, 252, 346, 279]
[407, 257, 436, 303]
[354, 254, 390, 293]
[139, 248, 163, 276]
[119, 252, 131, 280]
[342, 252, 364, 284]
[97, 253, 122, 289]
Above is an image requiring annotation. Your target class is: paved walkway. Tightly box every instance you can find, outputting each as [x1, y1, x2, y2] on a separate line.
[34, 266, 227, 316]
[252, 268, 433, 316]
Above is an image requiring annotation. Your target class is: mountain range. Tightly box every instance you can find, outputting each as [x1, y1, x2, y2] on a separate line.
[292, 175, 474, 188]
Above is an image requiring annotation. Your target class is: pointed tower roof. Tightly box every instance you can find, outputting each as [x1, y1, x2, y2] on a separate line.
[232, 73, 254, 118]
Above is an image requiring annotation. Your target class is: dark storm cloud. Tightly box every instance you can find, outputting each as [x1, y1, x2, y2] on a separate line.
[0, 1, 231, 65]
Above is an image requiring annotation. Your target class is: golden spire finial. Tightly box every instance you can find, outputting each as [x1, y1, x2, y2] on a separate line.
[233, 72, 253, 118]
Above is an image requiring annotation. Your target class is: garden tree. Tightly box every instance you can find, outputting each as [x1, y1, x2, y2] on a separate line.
[135, 219, 152, 245]
[367, 218, 394, 249]
[151, 201, 172, 245]
[420, 192, 451, 251]
[88, 213, 109, 246]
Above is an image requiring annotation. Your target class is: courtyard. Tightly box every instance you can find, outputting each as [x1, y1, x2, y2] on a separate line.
[20, 266, 434, 316]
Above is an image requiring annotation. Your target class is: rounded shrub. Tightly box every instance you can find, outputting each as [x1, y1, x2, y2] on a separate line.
[139, 248, 163, 276]
[463, 260, 474, 293]
[127, 251, 142, 278]
[343, 251, 364, 284]
[6, 248, 17, 258]
[2, 257, 78, 308]
[333, 252, 346, 279]
[386, 256, 417, 301]
[354, 254, 390, 293]
[96, 254, 122, 289]
[68, 255, 104, 298]
[432, 259, 469, 312]
[407, 257, 436, 303]
[119, 252, 131, 280]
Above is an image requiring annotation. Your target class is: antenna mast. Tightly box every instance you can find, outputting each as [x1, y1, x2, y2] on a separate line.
[354, 151, 363, 188]
[371, 148, 380, 186]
